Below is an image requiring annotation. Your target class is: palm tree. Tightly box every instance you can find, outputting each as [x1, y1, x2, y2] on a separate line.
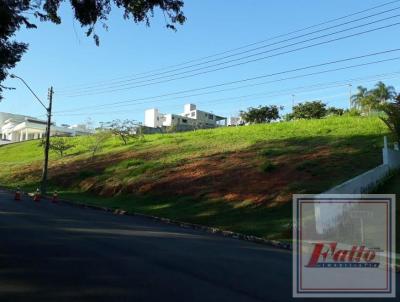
[359, 95, 379, 116]
[371, 81, 396, 104]
[350, 86, 368, 110]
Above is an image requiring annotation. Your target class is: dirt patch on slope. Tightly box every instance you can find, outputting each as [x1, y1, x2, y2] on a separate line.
[123, 147, 334, 204]
[9, 144, 352, 204]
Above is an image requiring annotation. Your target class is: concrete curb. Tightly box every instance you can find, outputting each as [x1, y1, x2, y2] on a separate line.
[2, 187, 400, 274]
[0, 187, 291, 251]
[59, 198, 293, 251]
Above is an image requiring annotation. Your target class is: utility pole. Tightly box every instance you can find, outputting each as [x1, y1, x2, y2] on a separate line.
[41, 87, 53, 195]
[292, 94, 295, 110]
[348, 84, 352, 109]
[10, 75, 53, 194]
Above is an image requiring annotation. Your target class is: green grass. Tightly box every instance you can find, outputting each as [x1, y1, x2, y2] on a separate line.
[0, 116, 392, 240]
[59, 191, 292, 240]
[374, 172, 400, 261]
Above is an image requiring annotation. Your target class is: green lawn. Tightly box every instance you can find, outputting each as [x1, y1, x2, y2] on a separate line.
[0, 116, 393, 240]
[376, 173, 400, 197]
[375, 173, 400, 261]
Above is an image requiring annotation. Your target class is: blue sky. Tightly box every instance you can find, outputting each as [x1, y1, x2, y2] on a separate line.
[2, 0, 400, 126]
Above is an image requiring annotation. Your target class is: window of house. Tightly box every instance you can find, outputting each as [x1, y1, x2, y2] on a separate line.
[182, 119, 187, 123]
[208, 114, 214, 120]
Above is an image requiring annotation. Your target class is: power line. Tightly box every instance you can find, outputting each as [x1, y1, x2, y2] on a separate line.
[59, 16, 400, 97]
[59, 22, 400, 97]
[52, 72, 400, 118]
[54, 71, 400, 115]
[55, 55, 400, 114]
[56, 0, 400, 92]
[52, 49, 400, 114]
[58, 6, 400, 94]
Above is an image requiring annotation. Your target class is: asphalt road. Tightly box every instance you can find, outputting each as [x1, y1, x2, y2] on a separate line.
[0, 190, 397, 302]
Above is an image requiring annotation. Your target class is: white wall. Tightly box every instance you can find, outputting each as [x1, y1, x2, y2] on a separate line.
[184, 104, 196, 114]
[314, 140, 400, 234]
[145, 108, 162, 128]
[145, 105, 226, 130]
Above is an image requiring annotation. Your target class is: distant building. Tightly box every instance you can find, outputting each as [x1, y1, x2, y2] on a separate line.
[0, 112, 92, 144]
[227, 116, 244, 126]
[144, 104, 227, 131]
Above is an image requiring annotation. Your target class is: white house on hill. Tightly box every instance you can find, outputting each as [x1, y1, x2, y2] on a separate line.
[145, 104, 227, 131]
[0, 112, 92, 144]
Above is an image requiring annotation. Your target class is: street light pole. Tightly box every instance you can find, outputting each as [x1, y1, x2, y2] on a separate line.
[10, 74, 53, 194]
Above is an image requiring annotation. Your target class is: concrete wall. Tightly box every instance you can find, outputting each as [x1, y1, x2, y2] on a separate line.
[144, 109, 161, 128]
[383, 148, 400, 169]
[323, 164, 391, 194]
[0, 140, 11, 146]
[324, 137, 400, 195]
[314, 142, 400, 234]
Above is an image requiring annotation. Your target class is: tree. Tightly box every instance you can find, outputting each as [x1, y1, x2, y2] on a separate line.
[380, 101, 400, 144]
[0, 0, 186, 100]
[350, 82, 397, 115]
[326, 107, 344, 116]
[239, 105, 282, 124]
[370, 81, 396, 104]
[39, 136, 75, 157]
[86, 130, 110, 159]
[46, 137, 75, 157]
[292, 101, 327, 119]
[104, 119, 140, 145]
[351, 86, 368, 110]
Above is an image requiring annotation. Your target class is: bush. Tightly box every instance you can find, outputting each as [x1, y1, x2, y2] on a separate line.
[326, 107, 344, 116]
[380, 102, 400, 144]
[240, 105, 282, 124]
[292, 101, 327, 119]
[343, 108, 361, 117]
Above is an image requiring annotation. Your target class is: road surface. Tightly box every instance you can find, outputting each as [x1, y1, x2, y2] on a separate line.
[0, 190, 397, 301]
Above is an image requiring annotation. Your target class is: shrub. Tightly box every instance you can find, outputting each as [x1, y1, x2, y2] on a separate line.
[380, 102, 400, 144]
[292, 101, 327, 119]
[240, 105, 282, 124]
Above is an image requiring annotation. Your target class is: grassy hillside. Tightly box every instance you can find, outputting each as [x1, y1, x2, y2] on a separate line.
[0, 116, 391, 240]
[376, 173, 400, 197]
[375, 173, 400, 259]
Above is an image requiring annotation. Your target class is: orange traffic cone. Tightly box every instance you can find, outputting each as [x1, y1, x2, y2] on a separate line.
[33, 188, 41, 202]
[52, 191, 58, 203]
[14, 187, 21, 201]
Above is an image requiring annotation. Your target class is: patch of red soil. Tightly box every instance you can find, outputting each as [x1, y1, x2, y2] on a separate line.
[11, 144, 336, 205]
[126, 147, 333, 204]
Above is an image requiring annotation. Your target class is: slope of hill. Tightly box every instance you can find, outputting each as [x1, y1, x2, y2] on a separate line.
[375, 172, 400, 247]
[0, 116, 390, 240]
